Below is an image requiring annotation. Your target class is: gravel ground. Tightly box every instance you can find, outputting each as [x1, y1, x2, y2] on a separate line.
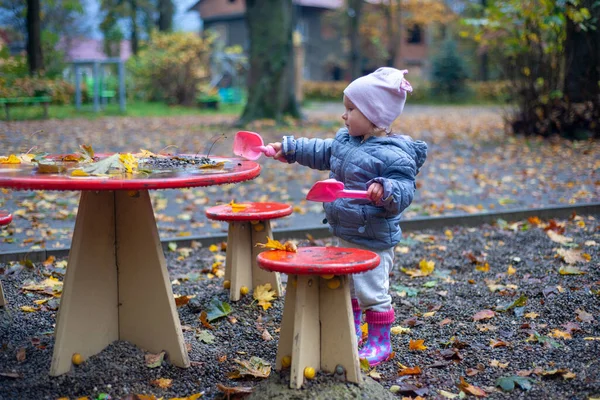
[0, 213, 599, 400]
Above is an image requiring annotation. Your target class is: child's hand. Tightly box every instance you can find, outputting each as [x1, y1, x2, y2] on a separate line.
[367, 182, 384, 203]
[267, 142, 287, 163]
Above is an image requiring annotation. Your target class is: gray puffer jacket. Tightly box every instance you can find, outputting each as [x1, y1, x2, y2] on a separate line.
[282, 128, 427, 250]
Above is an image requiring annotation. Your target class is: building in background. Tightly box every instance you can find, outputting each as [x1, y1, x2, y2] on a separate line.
[187, 0, 430, 81]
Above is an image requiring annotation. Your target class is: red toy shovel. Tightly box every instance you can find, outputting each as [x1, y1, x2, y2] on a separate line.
[233, 131, 276, 160]
[306, 179, 369, 202]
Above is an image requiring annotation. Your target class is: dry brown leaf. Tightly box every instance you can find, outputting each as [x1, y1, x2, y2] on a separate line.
[458, 376, 487, 397]
[409, 339, 427, 351]
[150, 377, 172, 389]
[473, 309, 496, 321]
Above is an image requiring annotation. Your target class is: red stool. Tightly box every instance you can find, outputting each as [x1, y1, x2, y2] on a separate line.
[257, 247, 380, 389]
[206, 202, 293, 301]
[0, 211, 12, 307]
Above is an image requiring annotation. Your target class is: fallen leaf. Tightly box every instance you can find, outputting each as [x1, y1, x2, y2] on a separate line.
[548, 329, 572, 340]
[576, 309, 594, 323]
[261, 329, 273, 341]
[556, 248, 588, 264]
[228, 200, 249, 212]
[391, 326, 411, 335]
[458, 376, 487, 397]
[547, 230, 572, 244]
[216, 383, 253, 397]
[206, 298, 232, 321]
[253, 283, 277, 310]
[399, 365, 422, 376]
[196, 330, 215, 344]
[150, 377, 172, 389]
[228, 356, 271, 379]
[524, 312, 539, 319]
[496, 375, 532, 391]
[16, 347, 25, 363]
[145, 351, 165, 368]
[255, 237, 297, 252]
[473, 309, 496, 321]
[409, 339, 427, 351]
[199, 311, 215, 330]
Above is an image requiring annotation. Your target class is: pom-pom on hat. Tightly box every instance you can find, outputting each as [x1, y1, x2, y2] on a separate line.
[343, 67, 413, 132]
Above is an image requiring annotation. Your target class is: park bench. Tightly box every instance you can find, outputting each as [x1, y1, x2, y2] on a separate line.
[0, 96, 51, 120]
[257, 246, 380, 389]
[206, 201, 293, 301]
[0, 211, 13, 307]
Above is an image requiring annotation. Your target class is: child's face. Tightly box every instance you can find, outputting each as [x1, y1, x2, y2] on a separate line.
[342, 95, 375, 137]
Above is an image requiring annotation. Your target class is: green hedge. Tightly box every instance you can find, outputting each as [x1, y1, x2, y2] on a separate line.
[0, 77, 75, 105]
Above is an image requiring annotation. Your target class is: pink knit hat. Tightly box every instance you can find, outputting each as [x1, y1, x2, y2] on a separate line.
[343, 67, 413, 131]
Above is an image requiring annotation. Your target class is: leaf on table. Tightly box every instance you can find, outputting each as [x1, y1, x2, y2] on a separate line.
[216, 383, 253, 397]
[145, 351, 165, 368]
[496, 375, 533, 391]
[228, 356, 271, 379]
[228, 200, 248, 212]
[119, 153, 139, 173]
[150, 377, 172, 389]
[253, 283, 277, 310]
[255, 237, 297, 252]
[0, 154, 22, 164]
[206, 298, 232, 322]
[457, 376, 487, 397]
[71, 153, 128, 176]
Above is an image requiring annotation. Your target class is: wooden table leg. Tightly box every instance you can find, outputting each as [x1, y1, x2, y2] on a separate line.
[289, 275, 320, 389]
[0, 281, 6, 306]
[228, 221, 253, 301]
[50, 190, 189, 376]
[251, 220, 282, 296]
[319, 275, 362, 384]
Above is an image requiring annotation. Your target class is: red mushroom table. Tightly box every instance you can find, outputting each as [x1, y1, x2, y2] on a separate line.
[257, 247, 380, 389]
[0, 155, 260, 376]
[206, 202, 293, 301]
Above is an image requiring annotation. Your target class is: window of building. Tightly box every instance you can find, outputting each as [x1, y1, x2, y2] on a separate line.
[407, 24, 422, 44]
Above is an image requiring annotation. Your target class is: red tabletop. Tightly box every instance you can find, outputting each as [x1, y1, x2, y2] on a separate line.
[0, 211, 12, 226]
[257, 247, 380, 275]
[206, 202, 293, 221]
[0, 155, 260, 191]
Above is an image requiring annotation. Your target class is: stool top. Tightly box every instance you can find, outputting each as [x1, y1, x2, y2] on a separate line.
[0, 211, 12, 226]
[257, 246, 380, 275]
[206, 202, 293, 221]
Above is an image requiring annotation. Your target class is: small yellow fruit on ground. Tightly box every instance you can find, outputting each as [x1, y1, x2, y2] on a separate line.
[327, 277, 341, 290]
[304, 366, 316, 379]
[72, 353, 83, 365]
[240, 286, 249, 295]
[321, 274, 334, 280]
[281, 355, 291, 368]
[223, 280, 231, 289]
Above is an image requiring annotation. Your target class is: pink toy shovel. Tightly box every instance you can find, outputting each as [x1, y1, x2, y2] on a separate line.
[306, 179, 369, 202]
[233, 131, 276, 160]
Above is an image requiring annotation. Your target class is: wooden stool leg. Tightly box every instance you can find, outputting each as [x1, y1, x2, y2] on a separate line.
[115, 190, 189, 368]
[50, 191, 119, 376]
[0, 281, 6, 307]
[290, 275, 321, 389]
[275, 274, 296, 370]
[319, 275, 362, 384]
[224, 223, 234, 283]
[228, 221, 253, 301]
[251, 220, 282, 296]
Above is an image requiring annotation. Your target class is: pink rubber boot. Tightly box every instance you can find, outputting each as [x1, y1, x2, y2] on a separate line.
[358, 309, 395, 367]
[352, 299, 363, 346]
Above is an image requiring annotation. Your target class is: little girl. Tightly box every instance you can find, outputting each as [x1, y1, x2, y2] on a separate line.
[268, 67, 427, 366]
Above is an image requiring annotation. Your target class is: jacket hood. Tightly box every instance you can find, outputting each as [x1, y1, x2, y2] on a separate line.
[374, 134, 428, 175]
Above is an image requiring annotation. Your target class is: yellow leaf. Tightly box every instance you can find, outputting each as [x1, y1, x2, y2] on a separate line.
[254, 283, 277, 310]
[255, 237, 296, 252]
[0, 154, 22, 164]
[71, 169, 89, 177]
[524, 312, 539, 319]
[507, 265, 516, 275]
[548, 329, 572, 340]
[169, 393, 203, 400]
[208, 244, 219, 252]
[119, 153, 138, 173]
[228, 200, 248, 212]
[20, 306, 39, 312]
[409, 339, 427, 351]
[391, 326, 411, 335]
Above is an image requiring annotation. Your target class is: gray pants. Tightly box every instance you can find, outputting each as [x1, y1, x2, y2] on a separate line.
[336, 238, 394, 312]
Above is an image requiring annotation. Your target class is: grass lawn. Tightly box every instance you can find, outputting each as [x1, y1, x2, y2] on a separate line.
[0, 101, 245, 121]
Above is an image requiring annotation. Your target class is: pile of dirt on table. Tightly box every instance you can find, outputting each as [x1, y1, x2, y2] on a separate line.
[0, 213, 598, 399]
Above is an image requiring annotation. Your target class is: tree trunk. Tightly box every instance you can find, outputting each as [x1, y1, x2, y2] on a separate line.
[479, 0, 489, 81]
[385, 0, 401, 68]
[26, 0, 44, 75]
[239, 0, 300, 125]
[347, 0, 363, 79]
[564, 0, 599, 103]
[130, 0, 139, 55]
[158, 0, 173, 32]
